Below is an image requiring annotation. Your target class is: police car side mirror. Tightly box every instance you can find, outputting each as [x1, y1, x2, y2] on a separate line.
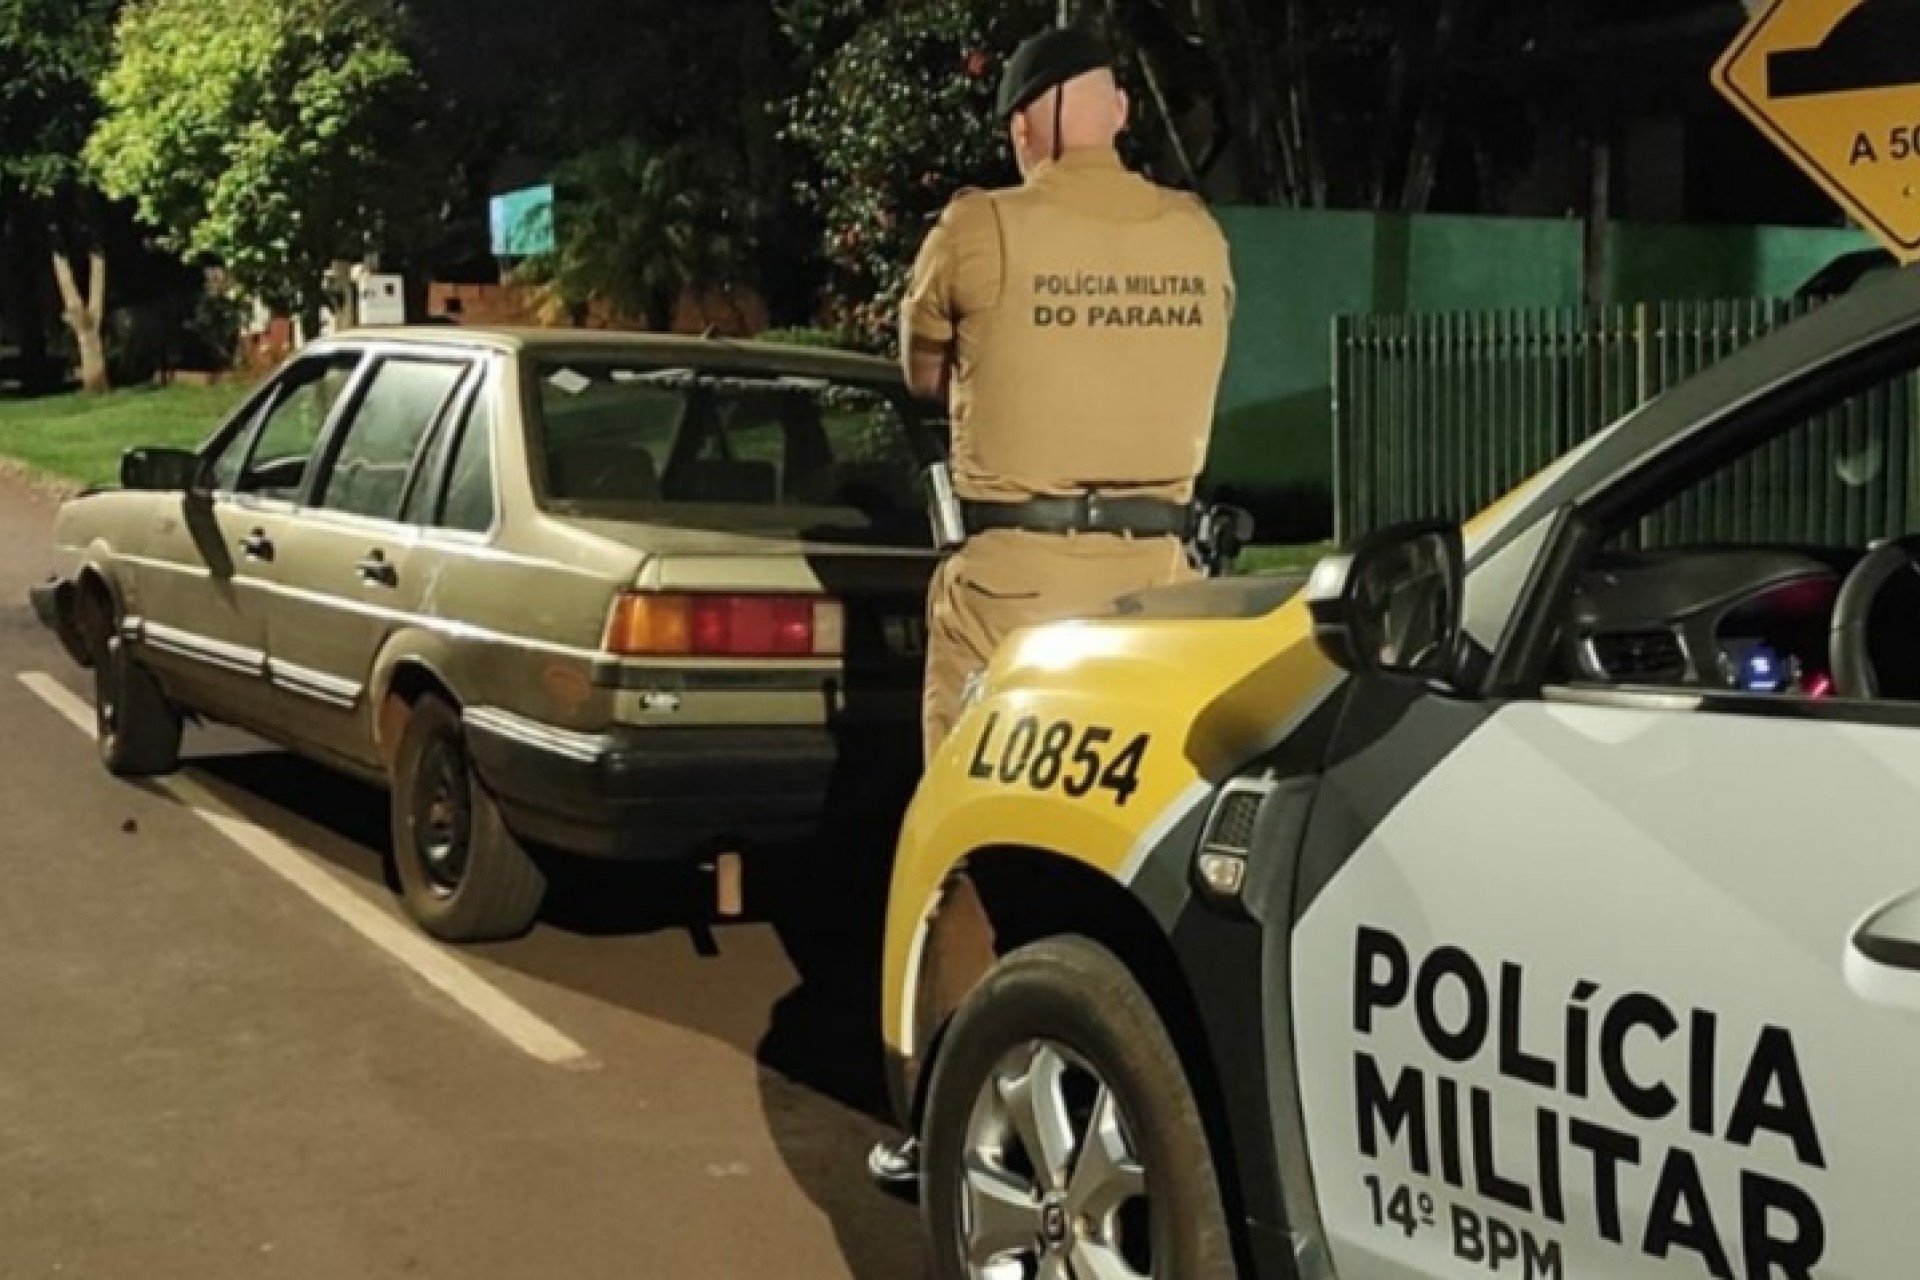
[1307, 520, 1466, 684]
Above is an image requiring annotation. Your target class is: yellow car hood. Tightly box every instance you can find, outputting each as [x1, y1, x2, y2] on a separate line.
[931, 571, 1338, 795]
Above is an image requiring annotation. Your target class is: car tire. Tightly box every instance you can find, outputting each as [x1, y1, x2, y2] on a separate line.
[389, 695, 546, 943]
[921, 935, 1235, 1280]
[91, 614, 183, 779]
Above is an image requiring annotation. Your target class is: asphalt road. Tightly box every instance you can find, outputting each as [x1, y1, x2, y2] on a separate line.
[0, 473, 926, 1278]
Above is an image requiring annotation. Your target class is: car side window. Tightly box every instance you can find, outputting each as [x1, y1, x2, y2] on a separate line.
[1550, 355, 1920, 701]
[205, 399, 265, 493]
[1611, 371, 1917, 553]
[316, 358, 467, 521]
[235, 353, 363, 500]
[400, 380, 464, 526]
[439, 389, 497, 534]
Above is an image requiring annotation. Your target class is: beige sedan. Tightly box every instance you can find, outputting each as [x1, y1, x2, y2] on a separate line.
[32, 328, 939, 941]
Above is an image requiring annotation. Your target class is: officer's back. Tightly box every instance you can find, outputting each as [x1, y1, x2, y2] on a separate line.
[900, 25, 1235, 758]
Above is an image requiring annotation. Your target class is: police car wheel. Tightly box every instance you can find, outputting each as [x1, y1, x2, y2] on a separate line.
[921, 936, 1234, 1280]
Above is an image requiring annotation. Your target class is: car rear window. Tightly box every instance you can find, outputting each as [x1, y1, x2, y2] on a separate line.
[529, 358, 927, 524]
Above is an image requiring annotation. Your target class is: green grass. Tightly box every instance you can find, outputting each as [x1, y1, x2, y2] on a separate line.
[0, 382, 255, 489]
[1235, 541, 1334, 576]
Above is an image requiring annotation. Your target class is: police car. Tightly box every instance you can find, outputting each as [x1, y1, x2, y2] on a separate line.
[880, 265, 1920, 1279]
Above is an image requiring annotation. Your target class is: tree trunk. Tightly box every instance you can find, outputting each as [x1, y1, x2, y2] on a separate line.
[1, 193, 49, 390]
[51, 246, 109, 395]
[647, 286, 677, 334]
[1278, 0, 1326, 206]
[1189, 0, 1286, 203]
[298, 300, 324, 347]
[330, 260, 360, 330]
[1220, 0, 1302, 203]
[1400, 0, 1472, 214]
[1106, 0, 1204, 191]
[1372, 0, 1423, 207]
[1583, 127, 1612, 313]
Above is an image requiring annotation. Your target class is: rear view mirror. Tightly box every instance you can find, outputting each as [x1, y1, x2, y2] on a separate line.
[1306, 520, 1466, 682]
[120, 446, 200, 492]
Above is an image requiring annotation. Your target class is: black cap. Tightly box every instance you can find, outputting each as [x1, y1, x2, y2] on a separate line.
[995, 26, 1112, 121]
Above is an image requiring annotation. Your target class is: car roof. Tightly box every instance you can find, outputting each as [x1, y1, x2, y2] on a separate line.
[1469, 261, 1920, 567]
[315, 325, 903, 385]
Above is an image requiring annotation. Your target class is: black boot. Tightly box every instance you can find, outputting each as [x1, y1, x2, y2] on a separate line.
[867, 1134, 921, 1198]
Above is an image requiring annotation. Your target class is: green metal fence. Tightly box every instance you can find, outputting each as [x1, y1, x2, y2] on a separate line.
[1327, 298, 1913, 544]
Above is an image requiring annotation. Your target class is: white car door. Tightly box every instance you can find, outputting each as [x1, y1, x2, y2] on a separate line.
[1294, 693, 1919, 1280]
[1290, 340, 1920, 1280]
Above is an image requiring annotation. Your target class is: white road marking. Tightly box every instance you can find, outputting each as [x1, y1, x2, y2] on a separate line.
[17, 672, 595, 1070]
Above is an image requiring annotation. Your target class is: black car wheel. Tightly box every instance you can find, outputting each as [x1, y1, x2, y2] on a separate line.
[389, 695, 546, 942]
[922, 936, 1235, 1280]
[88, 607, 182, 778]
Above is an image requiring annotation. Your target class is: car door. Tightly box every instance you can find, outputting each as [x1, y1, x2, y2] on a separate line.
[131, 350, 366, 725]
[1289, 344, 1920, 1280]
[261, 348, 477, 763]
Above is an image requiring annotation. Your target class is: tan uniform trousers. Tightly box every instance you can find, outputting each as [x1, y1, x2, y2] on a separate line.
[921, 528, 1198, 761]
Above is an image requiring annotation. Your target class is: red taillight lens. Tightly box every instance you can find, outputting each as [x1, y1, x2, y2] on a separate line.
[688, 596, 813, 655]
[606, 593, 843, 657]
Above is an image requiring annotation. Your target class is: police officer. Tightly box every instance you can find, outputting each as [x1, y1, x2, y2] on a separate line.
[904, 23, 1235, 763]
[870, 23, 1235, 1190]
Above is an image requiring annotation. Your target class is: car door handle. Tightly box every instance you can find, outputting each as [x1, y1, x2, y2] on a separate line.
[239, 529, 274, 561]
[356, 551, 398, 588]
[1852, 888, 1920, 969]
[1845, 887, 1920, 1009]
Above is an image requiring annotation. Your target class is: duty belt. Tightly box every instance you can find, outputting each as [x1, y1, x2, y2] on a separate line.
[960, 494, 1194, 539]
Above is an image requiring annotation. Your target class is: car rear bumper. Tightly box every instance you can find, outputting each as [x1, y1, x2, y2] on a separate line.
[461, 705, 919, 861]
[29, 577, 92, 668]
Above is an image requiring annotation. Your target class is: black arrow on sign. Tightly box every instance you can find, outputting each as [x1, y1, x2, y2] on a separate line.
[1768, 0, 1920, 99]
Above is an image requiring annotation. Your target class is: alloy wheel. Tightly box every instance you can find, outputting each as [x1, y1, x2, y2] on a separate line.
[958, 1039, 1152, 1280]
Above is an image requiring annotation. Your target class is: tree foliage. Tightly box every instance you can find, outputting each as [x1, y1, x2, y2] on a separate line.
[781, 0, 1047, 351]
[87, 0, 422, 323]
[0, 0, 119, 195]
[777, 0, 1538, 347]
[1122, 0, 1422, 208]
[395, 0, 812, 317]
[514, 140, 757, 332]
[1110, 0, 1537, 212]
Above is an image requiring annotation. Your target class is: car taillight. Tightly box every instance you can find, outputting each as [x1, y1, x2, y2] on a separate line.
[605, 593, 844, 658]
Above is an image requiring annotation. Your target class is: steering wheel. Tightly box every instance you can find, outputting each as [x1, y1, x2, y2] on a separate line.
[1831, 538, 1920, 699]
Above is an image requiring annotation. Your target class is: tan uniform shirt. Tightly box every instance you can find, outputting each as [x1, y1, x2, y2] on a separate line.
[901, 146, 1235, 505]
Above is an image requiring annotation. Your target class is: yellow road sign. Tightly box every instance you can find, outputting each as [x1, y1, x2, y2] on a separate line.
[1713, 0, 1920, 261]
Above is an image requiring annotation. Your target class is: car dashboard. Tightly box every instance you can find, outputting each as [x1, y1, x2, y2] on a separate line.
[1558, 548, 1849, 696]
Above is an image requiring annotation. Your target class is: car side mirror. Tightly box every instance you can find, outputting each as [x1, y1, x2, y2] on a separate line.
[1306, 519, 1466, 684]
[120, 446, 201, 493]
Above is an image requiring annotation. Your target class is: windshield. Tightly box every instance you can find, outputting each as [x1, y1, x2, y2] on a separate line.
[529, 357, 930, 536]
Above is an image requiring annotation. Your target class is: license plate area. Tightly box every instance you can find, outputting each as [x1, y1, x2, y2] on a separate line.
[882, 614, 927, 659]
[845, 596, 926, 671]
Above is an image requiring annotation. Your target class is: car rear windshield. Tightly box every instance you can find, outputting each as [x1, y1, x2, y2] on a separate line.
[530, 358, 927, 527]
